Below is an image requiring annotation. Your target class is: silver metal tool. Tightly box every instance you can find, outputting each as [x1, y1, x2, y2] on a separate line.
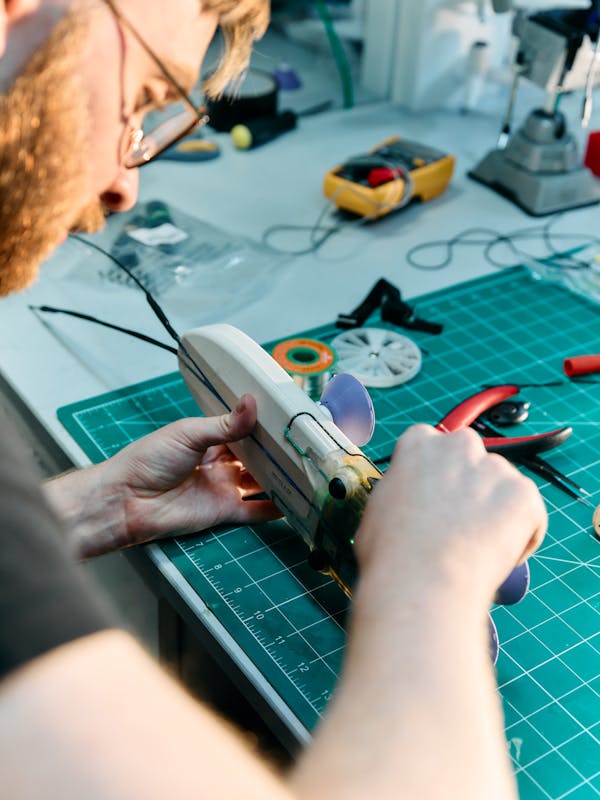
[471, 3, 600, 215]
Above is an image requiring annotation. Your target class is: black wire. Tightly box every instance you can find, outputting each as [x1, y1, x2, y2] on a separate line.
[69, 233, 181, 345]
[41, 235, 230, 413]
[405, 216, 600, 273]
[484, 228, 594, 272]
[405, 227, 507, 271]
[263, 154, 414, 257]
[29, 305, 178, 355]
[541, 213, 599, 269]
[262, 219, 344, 256]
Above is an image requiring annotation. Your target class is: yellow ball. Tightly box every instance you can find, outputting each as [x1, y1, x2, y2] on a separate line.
[231, 124, 253, 150]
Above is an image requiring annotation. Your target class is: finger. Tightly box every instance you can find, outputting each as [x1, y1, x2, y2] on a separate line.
[392, 423, 441, 452]
[172, 394, 258, 457]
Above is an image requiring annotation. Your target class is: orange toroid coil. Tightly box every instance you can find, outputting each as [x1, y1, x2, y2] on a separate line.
[271, 338, 336, 399]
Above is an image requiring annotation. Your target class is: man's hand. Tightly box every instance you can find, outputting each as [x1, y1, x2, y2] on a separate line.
[45, 395, 280, 558]
[356, 423, 548, 614]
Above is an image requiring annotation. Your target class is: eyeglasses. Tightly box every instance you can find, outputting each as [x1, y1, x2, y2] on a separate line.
[102, 0, 209, 168]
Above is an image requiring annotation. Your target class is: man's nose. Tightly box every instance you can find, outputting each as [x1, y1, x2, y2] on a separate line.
[100, 167, 140, 213]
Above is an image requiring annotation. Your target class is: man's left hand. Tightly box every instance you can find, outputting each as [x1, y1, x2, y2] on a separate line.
[45, 394, 280, 558]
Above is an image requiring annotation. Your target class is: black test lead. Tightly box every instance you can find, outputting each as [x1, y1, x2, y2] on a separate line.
[28, 305, 178, 355]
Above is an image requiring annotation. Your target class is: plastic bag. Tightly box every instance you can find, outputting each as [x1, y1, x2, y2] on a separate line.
[523, 248, 600, 308]
[53, 199, 289, 329]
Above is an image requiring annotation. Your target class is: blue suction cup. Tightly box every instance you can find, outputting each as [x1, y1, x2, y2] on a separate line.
[319, 373, 375, 447]
[488, 613, 499, 665]
[494, 561, 530, 606]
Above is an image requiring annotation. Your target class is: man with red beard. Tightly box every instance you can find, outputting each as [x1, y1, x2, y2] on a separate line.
[0, 2, 547, 799]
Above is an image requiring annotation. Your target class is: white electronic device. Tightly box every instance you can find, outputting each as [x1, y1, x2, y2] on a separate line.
[178, 324, 381, 593]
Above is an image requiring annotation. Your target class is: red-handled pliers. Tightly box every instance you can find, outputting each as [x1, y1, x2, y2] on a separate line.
[436, 385, 591, 503]
[436, 385, 572, 457]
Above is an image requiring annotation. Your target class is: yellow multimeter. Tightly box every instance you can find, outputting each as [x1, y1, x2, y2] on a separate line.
[323, 136, 455, 219]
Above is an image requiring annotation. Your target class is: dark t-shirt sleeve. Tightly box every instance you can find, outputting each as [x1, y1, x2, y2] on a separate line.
[0, 415, 116, 680]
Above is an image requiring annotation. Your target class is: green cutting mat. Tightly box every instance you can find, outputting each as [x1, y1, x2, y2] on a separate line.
[59, 267, 600, 799]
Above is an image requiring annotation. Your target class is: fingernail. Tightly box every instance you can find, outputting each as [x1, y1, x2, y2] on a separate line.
[234, 397, 245, 415]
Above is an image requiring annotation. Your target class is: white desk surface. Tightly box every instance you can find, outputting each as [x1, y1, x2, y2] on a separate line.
[2, 99, 599, 466]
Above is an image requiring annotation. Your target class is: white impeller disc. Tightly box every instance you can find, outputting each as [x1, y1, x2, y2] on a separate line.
[331, 328, 422, 388]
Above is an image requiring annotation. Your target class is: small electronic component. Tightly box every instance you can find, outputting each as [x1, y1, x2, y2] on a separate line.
[323, 136, 455, 219]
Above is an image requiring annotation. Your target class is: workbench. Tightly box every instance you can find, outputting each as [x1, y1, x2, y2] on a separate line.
[1, 97, 599, 797]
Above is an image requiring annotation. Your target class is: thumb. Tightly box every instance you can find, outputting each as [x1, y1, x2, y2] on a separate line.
[177, 394, 258, 454]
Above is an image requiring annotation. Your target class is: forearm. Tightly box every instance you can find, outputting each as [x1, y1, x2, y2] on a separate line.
[43, 464, 128, 559]
[290, 570, 516, 800]
[0, 631, 294, 800]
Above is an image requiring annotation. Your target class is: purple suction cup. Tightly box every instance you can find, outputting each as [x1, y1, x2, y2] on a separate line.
[494, 561, 530, 606]
[319, 373, 375, 447]
[488, 613, 499, 665]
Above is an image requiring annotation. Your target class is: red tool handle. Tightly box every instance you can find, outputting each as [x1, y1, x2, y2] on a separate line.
[563, 355, 600, 377]
[436, 385, 520, 433]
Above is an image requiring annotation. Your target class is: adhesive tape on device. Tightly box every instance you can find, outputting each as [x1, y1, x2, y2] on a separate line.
[331, 328, 421, 388]
[205, 69, 279, 132]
